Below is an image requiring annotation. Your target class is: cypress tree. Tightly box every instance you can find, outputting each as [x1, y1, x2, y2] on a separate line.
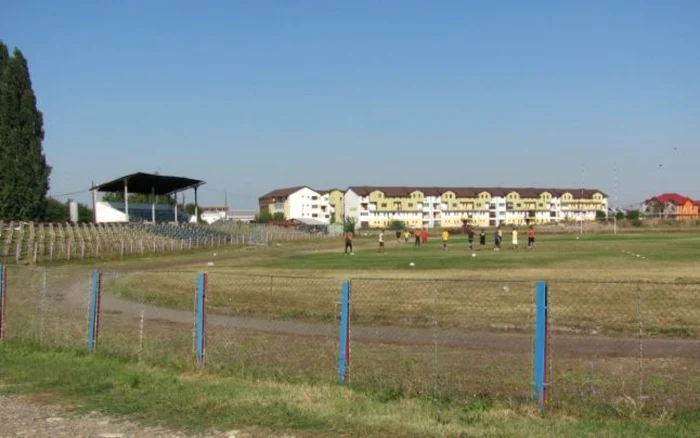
[0, 41, 52, 220]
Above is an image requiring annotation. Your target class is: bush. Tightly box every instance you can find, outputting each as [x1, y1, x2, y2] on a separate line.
[626, 210, 641, 220]
[595, 211, 607, 220]
[631, 219, 643, 227]
[615, 211, 625, 221]
[343, 217, 356, 233]
[388, 220, 406, 231]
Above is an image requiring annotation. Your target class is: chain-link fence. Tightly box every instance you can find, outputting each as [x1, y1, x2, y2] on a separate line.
[204, 273, 339, 383]
[547, 280, 700, 414]
[350, 279, 535, 400]
[0, 264, 698, 414]
[2, 266, 89, 350]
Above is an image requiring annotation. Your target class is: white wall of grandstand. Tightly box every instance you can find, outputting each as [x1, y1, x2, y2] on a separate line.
[95, 202, 192, 223]
[95, 202, 257, 224]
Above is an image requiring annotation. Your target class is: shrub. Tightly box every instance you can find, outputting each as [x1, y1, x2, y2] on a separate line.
[388, 220, 406, 231]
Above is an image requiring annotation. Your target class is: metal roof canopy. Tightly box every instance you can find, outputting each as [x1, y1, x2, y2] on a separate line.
[91, 172, 205, 195]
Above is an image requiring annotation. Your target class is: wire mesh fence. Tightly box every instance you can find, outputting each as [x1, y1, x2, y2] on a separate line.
[350, 279, 535, 400]
[204, 273, 339, 383]
[3, 266, 89, 350]
[547, 280, 700, 414]
[0, 264, 698, 414]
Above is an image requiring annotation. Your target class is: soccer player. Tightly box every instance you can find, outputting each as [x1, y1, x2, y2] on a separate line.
[511, 227, 519, 249]
[494, 226, 502, 250]
[528, 226, 536, 249]
[479, 229, 486, 250]
[344, 230, 353, 254]
[466, 226, 475, 251]
[414, 229, 421, 247]
[421, 228, 428, 244]
[441, 229, 449, 250]
[379, 229, 385, 253]
[404, 230, 411, 243]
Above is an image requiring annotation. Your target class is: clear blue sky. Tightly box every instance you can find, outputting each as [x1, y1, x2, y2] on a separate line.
[3, 1, 699, 208]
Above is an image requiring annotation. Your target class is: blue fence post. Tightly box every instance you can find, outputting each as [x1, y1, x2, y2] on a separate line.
[0, 264, 6, 342]
[195, 272, 207, 367]
[87, 269, 102, 352]
[338, 280, 351, 385]
[533, 280, 549, 413]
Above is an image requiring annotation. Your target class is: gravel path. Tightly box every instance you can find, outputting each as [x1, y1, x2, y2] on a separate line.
[0, 394, 267, 438]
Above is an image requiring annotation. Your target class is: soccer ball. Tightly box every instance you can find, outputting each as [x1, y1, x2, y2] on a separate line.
[409, 262, 415, 267]
[471, 253, 476, 257]
[350, 252, 355, 256]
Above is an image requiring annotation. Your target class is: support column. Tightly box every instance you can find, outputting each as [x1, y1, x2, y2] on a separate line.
[174, 194, 178, 223]
[123, 179, 130, 222]
[91, 182, 98, 224]
[194, 186, 199, 224]
[151, 187, 156, 223]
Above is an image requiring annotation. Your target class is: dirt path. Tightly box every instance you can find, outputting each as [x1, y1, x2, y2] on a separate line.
[97, 293, 700, 359]
[0, 394, 229, 438]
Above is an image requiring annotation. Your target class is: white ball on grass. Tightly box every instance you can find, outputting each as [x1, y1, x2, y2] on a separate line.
[409, 262, 415, 267]
[472, 253, 476, 257]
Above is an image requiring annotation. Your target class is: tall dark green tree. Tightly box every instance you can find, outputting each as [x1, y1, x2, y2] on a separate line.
[0, 41, 52, 220]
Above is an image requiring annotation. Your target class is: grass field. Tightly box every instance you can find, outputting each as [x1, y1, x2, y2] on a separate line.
[1, 344, 699, 438]
[2, 231, 700, 434]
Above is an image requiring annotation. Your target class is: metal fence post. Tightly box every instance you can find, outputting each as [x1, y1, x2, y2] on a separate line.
[0, 264, 6, 341]
[87, 269, 102, 353]
[533, 280, 549, 413]
[338, 280, 351, 385]
[195, 272, 207, 367]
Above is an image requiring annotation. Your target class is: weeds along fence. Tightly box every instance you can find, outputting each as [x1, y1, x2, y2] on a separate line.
[0, 221, 337, 264]
[0, 265, 698, 415]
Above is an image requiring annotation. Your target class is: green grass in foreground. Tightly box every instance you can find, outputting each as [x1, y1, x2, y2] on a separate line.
[1, 343, 698, 437]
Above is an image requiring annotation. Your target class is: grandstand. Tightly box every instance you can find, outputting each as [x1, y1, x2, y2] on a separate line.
[91, 172, 203, 224]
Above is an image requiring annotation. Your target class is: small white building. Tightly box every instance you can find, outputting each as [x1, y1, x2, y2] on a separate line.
[258, 186, 333, 224]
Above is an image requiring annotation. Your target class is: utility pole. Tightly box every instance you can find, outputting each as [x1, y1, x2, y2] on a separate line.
[580, 165, 585, 235]
[613, 163, 618, 235]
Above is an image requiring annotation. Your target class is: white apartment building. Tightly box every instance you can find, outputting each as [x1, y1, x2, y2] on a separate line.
[258, 186, 333, 224]
[342, 186, 607, 229]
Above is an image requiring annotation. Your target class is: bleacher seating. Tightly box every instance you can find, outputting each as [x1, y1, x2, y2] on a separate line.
[139, 222, 232, 243]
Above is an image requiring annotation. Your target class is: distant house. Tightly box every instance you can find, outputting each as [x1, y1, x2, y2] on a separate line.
[258, 186, 333, 224]
[643, 193, 699, 221]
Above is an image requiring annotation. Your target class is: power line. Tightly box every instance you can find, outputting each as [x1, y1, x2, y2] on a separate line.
[49, 189, 91, 198]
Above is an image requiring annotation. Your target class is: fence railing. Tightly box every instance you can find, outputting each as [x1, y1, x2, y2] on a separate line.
[0, 221, 338, 264]
[0, 264, 698, 415]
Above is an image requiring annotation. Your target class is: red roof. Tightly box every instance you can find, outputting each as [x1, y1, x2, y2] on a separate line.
[647, 193, 694, 206]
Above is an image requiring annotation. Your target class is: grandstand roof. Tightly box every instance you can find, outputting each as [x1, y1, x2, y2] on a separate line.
[92, 172, 205, 195]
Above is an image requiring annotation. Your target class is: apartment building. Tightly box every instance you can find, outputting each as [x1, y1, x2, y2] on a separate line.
[343, 187, 608, 229]
[258, 186, 333, 223]
[260, 185, 608, 228]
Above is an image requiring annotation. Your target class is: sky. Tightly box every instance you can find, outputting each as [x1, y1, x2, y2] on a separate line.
[2, 1, 699, 208]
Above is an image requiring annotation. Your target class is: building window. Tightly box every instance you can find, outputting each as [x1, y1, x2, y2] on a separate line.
[381, 203, 387, 208]
[312, 213, 318, 218]
[408, 203, 413, 207]
[311, 196, 318, 200]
